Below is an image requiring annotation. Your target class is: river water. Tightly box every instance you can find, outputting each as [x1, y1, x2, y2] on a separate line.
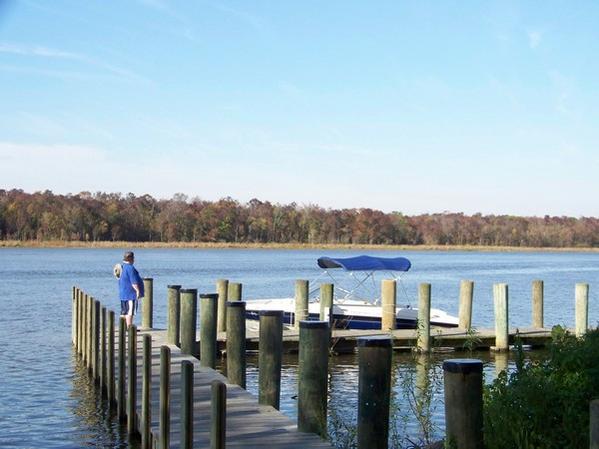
[0, 248, 598, 448]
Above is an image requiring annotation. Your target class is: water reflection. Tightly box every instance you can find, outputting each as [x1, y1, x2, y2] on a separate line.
[244, 349, 533, 449]
[68, 352, 137, 449]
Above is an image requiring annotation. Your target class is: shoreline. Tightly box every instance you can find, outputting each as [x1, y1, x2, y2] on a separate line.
[1, 240, 598, 253]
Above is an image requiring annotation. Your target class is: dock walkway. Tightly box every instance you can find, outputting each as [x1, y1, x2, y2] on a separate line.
[131, 328, 333, 449]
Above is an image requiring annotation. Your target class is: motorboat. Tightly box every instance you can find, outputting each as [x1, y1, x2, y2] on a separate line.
[245, 255, 459, 329]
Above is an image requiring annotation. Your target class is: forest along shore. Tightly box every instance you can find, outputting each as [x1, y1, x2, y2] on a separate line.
[2, 190, 599, 248]
[2, 239, 599, 252]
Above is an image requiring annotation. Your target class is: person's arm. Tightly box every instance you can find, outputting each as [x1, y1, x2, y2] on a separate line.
[132, 282, 141, 299]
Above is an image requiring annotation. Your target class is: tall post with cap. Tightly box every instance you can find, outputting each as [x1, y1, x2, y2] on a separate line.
[443, 359, 484, 449]
[142, 277, 154, 329]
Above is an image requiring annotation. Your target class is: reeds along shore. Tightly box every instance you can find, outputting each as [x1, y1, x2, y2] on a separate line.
[4, 239, 599, 252]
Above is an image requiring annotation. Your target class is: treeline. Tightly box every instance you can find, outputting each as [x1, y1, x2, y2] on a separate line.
[1, 189, 598, 247]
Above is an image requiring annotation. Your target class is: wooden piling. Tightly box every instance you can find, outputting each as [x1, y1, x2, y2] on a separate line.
[127, 324, 138, 435]
[107, 310, 115, 406]
[159, 346, 171, 449]
[180, 289, 198, 356]
[142, 277, 154, 329]
[319, 283, 334, 326]
[259, 310, 283, 410]
[72, 286, 76, 345]
[357, 336, 392, 449]
[117, 317, 127, 421]
[211, 380, 227, 449]
[531, 280, 544, 328]
[142, 334, 152, 449]
[200, 293, 218, 369]
[443, 359, 484, 449]
[295, 280, 309, 329]
[590, 399, 599, 449]
[226, 301, 246, 388]
[181, 360, 194, 449]
[216, 279, 229, 333]
[576, 283, 589, 337]
[167, 285, 181, 346]
[458, 280, 474, 330]
[228, 282, 242, 301]
[84, 294, 90, 366]
[381, 279, 397, 331]
[93, 299, 100, 381]
[100, 306, 107, 394]
[77, 290, 83, 354]
[298, 320, 329, 437]
[417, 283, 431, 352]
[492, 284, 509, 352]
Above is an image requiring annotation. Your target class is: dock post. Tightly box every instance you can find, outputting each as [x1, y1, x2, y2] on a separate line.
[108, 310, 115, 406]
[167, 285, 181, 346]
[72, 286, 76, 345]
[357, 336, 392, 449]
[531, 280, 544, 328]
[74, 289, 80, 352]
[127, 324, 138, 435]
[216, 279, 229, 333]
[142, 334, 152, 449]
[226, 301, 246, 388]
[298, 320, 329, 437]
[590, 399, 599, 449]
[80, 290, 85, 356]
[142, 277, 154, 329]
[319, 283, 334, 327]
[259, 310, 283, 409]
[84, 294, 90, 366]
[443, 359, 484, 449]
[159, 346, 171, 449]
[228, 282, 242, 301]
[575, 283, 589, 337]
[80, 291, 85, 357]
[295, 280, 309, 329]
[200, 293, 219, 368]
[211, 380, 227, 449]
[417, 283, 431, 352]
[117, 317, 127, 421]
[181, 360, 194, 449]
[180, 289, 198, 356]
[77, 290, 83, 354]
[381, 279, 397, 330]
[93, 299, 100, 382]
[492, 284, 509, 352]
[458, 280, 474, 329]
[100, 306, 107, 395]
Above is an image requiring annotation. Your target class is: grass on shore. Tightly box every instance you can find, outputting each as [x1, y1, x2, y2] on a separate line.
[1, 239, 598, 252]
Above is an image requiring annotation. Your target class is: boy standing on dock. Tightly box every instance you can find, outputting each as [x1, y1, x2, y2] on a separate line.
[115, 251, 144, 327]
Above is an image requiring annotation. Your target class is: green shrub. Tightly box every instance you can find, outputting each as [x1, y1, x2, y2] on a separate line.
[484, 326, 599, 449]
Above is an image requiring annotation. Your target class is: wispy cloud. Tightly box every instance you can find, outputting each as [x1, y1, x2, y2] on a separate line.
[210, 3, 265, 32]
[0, 42, 152, 85]
[527, 30, 543, 49]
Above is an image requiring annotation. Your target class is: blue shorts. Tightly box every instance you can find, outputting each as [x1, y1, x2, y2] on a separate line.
[120, 299, 138, 316]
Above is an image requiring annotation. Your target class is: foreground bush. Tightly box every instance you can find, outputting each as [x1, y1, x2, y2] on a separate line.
[484, 326, 599, 449]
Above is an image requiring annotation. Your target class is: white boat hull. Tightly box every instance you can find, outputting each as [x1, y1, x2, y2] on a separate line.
[244, 298, 459, 329]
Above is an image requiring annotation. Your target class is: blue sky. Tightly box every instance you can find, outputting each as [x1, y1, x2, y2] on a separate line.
[1, 1, 598, 216]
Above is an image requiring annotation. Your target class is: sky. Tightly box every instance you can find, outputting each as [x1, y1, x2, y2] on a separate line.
[1, 0, 598, 217]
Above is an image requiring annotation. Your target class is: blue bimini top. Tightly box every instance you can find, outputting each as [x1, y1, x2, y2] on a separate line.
[119, 262, 145, 300]
[317, 255, 411, 272]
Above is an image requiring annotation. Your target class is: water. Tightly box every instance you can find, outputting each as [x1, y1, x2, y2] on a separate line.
[0, 247, 597, 448]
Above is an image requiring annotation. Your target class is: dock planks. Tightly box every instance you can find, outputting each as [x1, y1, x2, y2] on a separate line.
[125, 328, 333, 449]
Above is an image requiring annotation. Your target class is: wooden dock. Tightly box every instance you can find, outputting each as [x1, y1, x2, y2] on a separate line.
[222, 323, 554, 354]
[131, 329, 333, 449]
